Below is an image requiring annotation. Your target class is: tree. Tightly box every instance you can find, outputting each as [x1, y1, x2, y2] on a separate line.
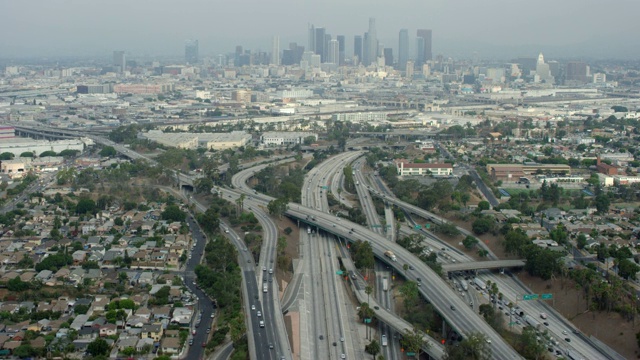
[161, 204, 186, 222]
[472, 216, 494, 235]
[39, 150, 57, 157]
[463, 235, 479, 250]
[99, 146, 117, 157]
[87, 338, 110, 357]
[20, 151, 34, 158]
[0, 152, 14, 160]
[477, 201, 490, 211]
[617, 259, 640, 280]
[365, 339, 381, 359]
[75, 198, 96, 215]
[515, 327, 545, 359]
[399, 281, 420, 311]
[576, 234, 587, 249]
[443, 332, 491, 360]
[401, 327, 429, 357]
[267, 198, 288, 219]
[594, 194, 610, 214]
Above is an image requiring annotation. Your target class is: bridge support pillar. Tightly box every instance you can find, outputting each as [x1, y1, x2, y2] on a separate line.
[442, 319, 446, 340]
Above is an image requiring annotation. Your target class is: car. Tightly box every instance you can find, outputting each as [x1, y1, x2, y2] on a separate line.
[417, 282, 421, 287]
[409, 265, 414, 270]
[562, 330, 568, 335]
[202, 342, 206, 347]
[340, 354, 346, 359]
[210, 313, 214, 318]
[416, 277, 422, 282]
[262, 266, 267, 272]
[206, 328, 211, 334]
[251, 305, 256, 311]
[269, 268, 273, 274]
[543, 321, 549, 326]
[450, 305, 456, 311]
[340, 336, 344, 342]
[269, 278, 273, 282]
[269, 343, 274, 349]
[564, 338, 571, 342]
[257, 311, 262, 317]
[189, 339, 194, 345]
[486, 339, 492, 344]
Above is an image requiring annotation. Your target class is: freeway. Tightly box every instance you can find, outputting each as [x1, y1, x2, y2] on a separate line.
[351, 162, 401, 360]
[219, 184, 521, 359]
[365, 179, 612, 360]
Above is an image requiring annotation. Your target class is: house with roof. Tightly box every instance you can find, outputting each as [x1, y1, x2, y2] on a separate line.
[161, 336, 181, 354]
[99, 323, 117, 337]
[140, 324, 163, 342]
[117, 336, 138, 351]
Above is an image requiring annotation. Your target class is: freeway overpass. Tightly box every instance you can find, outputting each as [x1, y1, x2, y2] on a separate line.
[441, 259, 526, 273]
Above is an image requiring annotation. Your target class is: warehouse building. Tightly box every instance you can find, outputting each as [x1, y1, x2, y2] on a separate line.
[394, 159, 453, 176]
[260, 132, 317, 147]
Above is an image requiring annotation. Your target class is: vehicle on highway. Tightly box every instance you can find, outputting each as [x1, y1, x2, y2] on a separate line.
[384, 250, 397, 262]
[257, 311, 262, 317]
[450, 305, 456, 310]
[251, 305, 256, 311]
[381, 334, 388, 346]
[259, 320, 265, 328]
[269, 268, 273, 274]
[263, 283, 268, 293]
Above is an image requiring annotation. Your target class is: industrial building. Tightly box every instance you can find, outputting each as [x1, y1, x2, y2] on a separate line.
[140, 130, 252, 150]
[260, 132, 317, 147]
[0, 138, 86, 157]
[486, 163, 572, 182]
[394, 159, 453, 176]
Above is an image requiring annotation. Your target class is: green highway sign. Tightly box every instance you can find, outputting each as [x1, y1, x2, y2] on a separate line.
[321, 186, 328, 189]
[336, 270, 344, 275]
[372, 224, 382, 228]
[364, 318, 372, 324]
[425, 224, 431, 229]
[414, 225, 422, 230]
[541, 293, 553, 300]
[523, 294, 539, 301]
[406, 352, 416, 357]
[509, 322, 517, 326]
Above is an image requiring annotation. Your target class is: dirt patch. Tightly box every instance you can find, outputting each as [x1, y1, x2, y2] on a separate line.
[273, 216, 300, 284]
[518, 272, 638, 359]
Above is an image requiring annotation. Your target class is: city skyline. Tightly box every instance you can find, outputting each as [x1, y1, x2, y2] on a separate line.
[1, 0, 640, 59]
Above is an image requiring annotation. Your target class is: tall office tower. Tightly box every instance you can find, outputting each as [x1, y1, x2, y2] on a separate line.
[566, 61, 590, 83]
[113, 51, 126, 73]
[363, 32, 370, 65]
[354, 35, 363, 65]
[415, 37, 425, 65]
[383, 48, 393, 66]
[308, 24, 316, 53]
[271, 36, 280, 65]
[336, 35, 345, 65]
[282, 42, 304, 65]
[235, 46, 243, 66]
[405, 60, 414, 79]
[314, 27, 326, 62]
[185, 40, 199, 64]
[366, 18, 378, 66]
[328, 39, 339, 64]
[416, 29, 432, 63]
[398, 29, 409, 70]
[324, 34, 331, 62]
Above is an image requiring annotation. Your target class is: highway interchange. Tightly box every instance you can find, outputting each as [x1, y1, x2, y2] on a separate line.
[11, 125, 617, 360]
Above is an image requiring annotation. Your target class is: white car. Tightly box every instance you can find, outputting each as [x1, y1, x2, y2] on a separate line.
[251, 305, 256, 311]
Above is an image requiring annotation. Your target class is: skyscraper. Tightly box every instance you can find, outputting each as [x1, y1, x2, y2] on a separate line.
[185, 40, 199, 64]
[416, 29, 432, 63]
[308, 24, 316, 53]
[336, 35, 345, 66]
[383, 48, 393, 66]
[328, 39, 339, 64]
[365, 18, 378, 66]
[415, 37, 425, 65]
[271, 36, 280, 65]
[398, 29, 409, 70]
[113, 51, 126, 73]
[353, 35, 363, 65]
[314, 27, 326, 62]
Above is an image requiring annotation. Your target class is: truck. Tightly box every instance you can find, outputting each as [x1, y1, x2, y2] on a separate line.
[523, 315, 541, 329]
[460, 280, 468, 291]
[263, 283, 268, 293]
[473, 278, 486, 290]
[384, 250, 397, 262]
[381, 334, 388, 347]
[382, 277, 389, 292]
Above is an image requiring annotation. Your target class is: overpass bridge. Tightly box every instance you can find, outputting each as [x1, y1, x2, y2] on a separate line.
[441, 259, 526, 273]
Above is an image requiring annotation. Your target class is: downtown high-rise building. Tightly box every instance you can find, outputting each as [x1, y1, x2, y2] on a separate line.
[185, 40, 199, 64]
[328, 39, 339, 64]
[336, 35, 345, 66]
[416, 29, 432, 64]
[308, 24, 316, 53]
[113, 51, 126, 73]
[364, 18, 378, 66]
[398, 29, 409, 70]
[354, 35, 363, 65]
[314, 27, 326, 62]
[271, 36, 280, 65]
[383, 48, 393, 66]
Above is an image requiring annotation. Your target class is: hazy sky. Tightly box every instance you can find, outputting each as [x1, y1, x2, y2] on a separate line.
[2, 0, 640, 59]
